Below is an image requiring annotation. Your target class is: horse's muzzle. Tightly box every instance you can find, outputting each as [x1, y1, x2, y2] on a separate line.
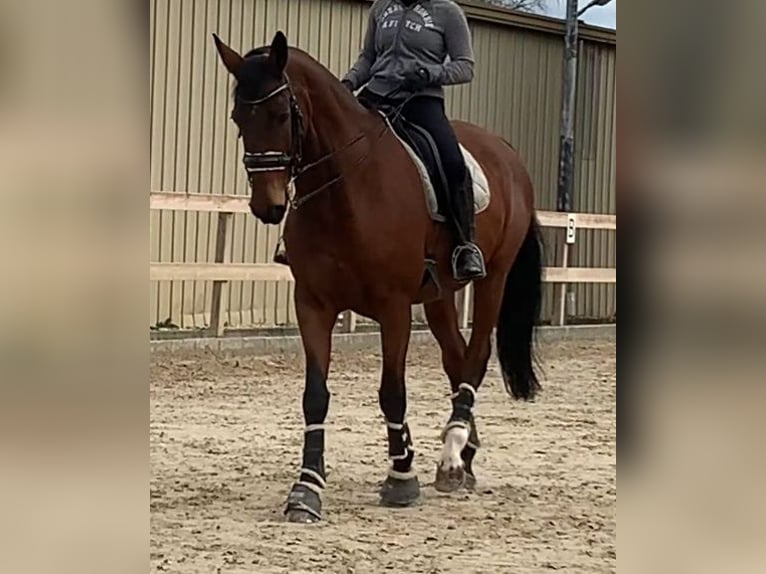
[252, 203, 286, 225]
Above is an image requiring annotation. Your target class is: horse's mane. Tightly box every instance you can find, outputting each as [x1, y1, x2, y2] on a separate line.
[238, 45, 340, 84]
[235, 44, 362, 111]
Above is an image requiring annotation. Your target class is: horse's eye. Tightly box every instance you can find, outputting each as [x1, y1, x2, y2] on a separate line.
[276, 112, 290, 123]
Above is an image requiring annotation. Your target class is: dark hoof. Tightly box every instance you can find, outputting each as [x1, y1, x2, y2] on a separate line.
[284, 484, 322, 523]
[380, 474, 421, 507]
[434, 463, 466, 493]
[285, 507, 321, 524]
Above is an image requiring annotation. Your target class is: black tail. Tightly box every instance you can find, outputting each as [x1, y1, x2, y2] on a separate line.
[496, 217, 543, 400]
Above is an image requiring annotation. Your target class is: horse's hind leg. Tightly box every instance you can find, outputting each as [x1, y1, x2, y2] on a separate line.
[424, 295, 466, 391]
[378, 302, 421, 507]
[434, 270, 508, 492]
[424, 296, 480, 489]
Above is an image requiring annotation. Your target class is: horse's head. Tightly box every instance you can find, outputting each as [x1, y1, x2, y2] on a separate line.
[213, 31, 301, 225]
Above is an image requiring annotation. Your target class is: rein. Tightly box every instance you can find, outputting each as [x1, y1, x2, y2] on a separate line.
[289, 122, 388, 209]
[237, 75, 412, 211]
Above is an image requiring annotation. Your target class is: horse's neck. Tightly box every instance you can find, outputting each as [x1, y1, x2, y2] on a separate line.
[285, 55, 392, 254]
[290, 58, 379, 193]
[303, 99, 375, 167]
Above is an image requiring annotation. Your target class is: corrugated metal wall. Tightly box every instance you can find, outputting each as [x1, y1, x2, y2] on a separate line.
[571, 39, 616, 321]
[150, 0, 616, 329]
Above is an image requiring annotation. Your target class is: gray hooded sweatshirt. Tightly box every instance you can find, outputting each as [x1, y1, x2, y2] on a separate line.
[342, 0, 475, 99]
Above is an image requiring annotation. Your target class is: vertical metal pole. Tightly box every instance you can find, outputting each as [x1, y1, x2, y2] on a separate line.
[556, 0, 579, 213]
[556, 0, 579, 325]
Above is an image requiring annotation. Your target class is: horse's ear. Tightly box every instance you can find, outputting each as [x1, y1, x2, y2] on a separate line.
[212, 33, 243, 76]
[268, 31, 289, 75]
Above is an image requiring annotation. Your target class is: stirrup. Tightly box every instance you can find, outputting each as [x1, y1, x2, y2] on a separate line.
[451, 243, 487, 282]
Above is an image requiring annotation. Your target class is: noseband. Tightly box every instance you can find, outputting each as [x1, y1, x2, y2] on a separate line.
[236, 77, 305, 180]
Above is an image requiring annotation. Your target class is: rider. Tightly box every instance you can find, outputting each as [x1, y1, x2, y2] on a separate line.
[341, 0, 486, 282]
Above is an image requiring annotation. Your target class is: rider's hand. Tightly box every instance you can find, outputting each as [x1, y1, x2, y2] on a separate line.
[401, 66, 430, 92]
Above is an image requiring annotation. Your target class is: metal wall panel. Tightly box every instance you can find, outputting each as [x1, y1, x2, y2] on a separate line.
[572, 41, 617, 321]
[149, 0, 616, 328]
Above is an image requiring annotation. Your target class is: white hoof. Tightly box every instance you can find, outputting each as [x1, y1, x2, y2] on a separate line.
[441, 425, 469, 470]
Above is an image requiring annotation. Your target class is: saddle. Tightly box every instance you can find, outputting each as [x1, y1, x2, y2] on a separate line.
[383, 113, 491, 223]
[390, 115, 453, 219]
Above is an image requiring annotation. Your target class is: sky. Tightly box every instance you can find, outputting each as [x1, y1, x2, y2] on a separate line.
[542, 0, 617, 30]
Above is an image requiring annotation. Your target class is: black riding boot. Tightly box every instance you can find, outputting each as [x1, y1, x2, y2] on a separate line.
[449, 174, 486, 282]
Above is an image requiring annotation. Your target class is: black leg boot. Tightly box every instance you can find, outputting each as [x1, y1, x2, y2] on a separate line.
[450, 174, 486, 282]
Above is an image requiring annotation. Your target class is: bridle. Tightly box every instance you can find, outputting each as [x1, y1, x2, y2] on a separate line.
[234, 74, 405, 210]
[236, 77, 305, 182]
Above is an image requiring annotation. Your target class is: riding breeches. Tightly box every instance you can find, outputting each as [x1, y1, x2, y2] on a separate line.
[357, 90, 467, 188]
[399, 96, 467, 187]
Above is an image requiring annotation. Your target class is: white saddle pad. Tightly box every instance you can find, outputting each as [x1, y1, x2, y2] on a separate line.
[388, 122, 491, 222]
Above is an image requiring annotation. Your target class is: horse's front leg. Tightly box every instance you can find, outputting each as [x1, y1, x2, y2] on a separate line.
[284, 290, 336, 523]
[378, 303, 421, 507]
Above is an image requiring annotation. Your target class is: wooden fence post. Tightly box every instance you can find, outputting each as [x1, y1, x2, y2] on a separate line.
[342, 311, 357, 333]
[556, 242, 570, 326]
[209, 212, 233, 337]
[556, 220, 575, 326]
[464, 283, 472, 329]
[455, 283, 472, 330]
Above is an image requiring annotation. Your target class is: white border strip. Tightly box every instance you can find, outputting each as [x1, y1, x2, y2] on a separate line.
[458, 383, 477, 398]
[300, 468, 326, 488]
[389, 448, 412, 461]
[387, 468, 417, 481]
[296, 480, 323, 494]
[445, 420, 469, 432]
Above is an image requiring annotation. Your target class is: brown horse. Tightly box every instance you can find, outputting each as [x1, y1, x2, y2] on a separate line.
[213, 31, 542, 523]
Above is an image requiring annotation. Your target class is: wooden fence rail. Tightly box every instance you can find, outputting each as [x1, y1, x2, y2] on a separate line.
[150, 192, 616, 335]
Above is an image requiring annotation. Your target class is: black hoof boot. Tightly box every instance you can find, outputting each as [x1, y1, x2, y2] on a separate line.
[284, 484, 322, 523]
[452, 243, 486, 282]
[434, 463, 466, 493]
[380, 474, 421, 507]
